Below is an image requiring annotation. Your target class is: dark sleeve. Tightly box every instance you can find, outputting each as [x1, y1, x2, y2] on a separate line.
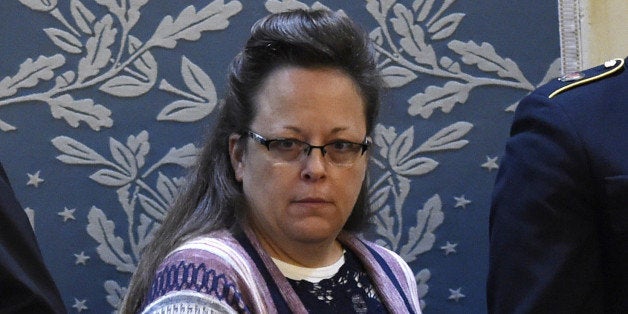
[486, 93, 603, 313]
[0, 163, 66, 313]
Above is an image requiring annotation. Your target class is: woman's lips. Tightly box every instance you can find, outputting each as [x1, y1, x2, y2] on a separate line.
[294, 197, 330, 204]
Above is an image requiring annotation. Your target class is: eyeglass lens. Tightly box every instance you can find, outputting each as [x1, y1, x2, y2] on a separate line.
[267, 140, 364, 165]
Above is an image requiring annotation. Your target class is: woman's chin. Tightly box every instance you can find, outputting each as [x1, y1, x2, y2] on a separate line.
[284, 220, 342, 244]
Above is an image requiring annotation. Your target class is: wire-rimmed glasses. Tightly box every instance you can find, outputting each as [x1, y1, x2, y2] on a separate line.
[247, 130, 370, 167]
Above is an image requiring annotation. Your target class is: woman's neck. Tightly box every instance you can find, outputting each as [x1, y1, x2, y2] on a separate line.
[250, 223, 344, 268]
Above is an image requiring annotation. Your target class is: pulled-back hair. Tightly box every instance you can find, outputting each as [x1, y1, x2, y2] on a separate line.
[121, 9, 382, 313]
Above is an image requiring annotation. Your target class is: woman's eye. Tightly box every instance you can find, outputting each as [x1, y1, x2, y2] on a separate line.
[274, 140, 298, 150]
[330, 142, 352, 151]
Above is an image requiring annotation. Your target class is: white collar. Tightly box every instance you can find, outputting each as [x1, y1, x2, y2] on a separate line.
[272, 251, 346, 283]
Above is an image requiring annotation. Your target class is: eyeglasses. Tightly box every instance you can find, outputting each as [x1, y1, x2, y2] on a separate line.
[247, 130, 370, 167]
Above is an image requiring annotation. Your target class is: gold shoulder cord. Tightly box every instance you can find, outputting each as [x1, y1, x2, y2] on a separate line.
[549, 58, 625, 99]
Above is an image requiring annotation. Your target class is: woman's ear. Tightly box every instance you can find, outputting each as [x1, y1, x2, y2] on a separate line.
[229, 134, 245, 182]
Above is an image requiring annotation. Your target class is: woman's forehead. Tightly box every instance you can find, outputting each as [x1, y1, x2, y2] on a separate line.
[250, 67, 367, 132]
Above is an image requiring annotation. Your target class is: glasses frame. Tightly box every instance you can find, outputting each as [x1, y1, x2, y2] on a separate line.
[246, 130, 370, 166]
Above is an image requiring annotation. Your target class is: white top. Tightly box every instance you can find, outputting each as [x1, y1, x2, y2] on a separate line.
[272, 252, 345, 283]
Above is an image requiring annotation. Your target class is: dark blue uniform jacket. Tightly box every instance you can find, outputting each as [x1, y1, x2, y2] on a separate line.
[488, 57, 628, 313]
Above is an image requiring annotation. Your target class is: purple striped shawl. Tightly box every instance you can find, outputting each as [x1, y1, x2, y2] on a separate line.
[141, 226, 421, 313]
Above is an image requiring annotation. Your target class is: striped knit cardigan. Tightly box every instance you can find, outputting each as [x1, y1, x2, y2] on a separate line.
[140, 226, 422, 313]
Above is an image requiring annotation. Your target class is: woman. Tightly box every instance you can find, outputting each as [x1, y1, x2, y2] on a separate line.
[122, 9, 421, 313]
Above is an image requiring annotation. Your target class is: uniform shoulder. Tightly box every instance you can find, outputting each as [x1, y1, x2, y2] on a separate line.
[533, 57, 626, 99]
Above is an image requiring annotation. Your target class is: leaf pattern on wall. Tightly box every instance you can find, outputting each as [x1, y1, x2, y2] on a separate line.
[367, 0, 538, 118]
[0, 0, 242, 131]
[0, 0, 562, 312]
[369, 123, 470, 254]
[53, 131, 195, 266]
[157, 56, 218, 122]
[87, 206, 135, 273]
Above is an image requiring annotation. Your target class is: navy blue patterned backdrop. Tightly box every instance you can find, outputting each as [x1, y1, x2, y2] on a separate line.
[0, 1, 559, 312]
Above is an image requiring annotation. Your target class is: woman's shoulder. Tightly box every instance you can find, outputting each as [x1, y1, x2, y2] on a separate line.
[159, 229, 249, 271]
[169, 229, 238, 253]
[144, 229, 269, 313]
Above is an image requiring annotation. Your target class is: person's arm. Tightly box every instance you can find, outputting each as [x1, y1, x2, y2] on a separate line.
[141, 290, 240, 314]
[487, 93, 602, 313]
[0, 163, 66, 313]
[139, 239, 271, 314]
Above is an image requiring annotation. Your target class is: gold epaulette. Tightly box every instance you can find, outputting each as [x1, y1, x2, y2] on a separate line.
[549, 58, 625, 98]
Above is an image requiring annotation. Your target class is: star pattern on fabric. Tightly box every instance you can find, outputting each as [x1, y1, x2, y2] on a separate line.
[453, 195, 471, 209]
[72, 298, 88, 312]
[448, 287, 466, 302]
[58, 207, 76, 222]
[26, 170, 44, 187]
[440, 241, 458, 255]
[481, 156, 499, 172]
[74, 251, 90, 265]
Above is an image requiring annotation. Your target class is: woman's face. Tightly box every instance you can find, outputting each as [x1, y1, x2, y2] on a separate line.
[229, 66, 368, 249]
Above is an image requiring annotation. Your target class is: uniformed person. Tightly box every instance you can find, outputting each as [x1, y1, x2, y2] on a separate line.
[487, 57, 628, 313]
[0, 162, 66, 313]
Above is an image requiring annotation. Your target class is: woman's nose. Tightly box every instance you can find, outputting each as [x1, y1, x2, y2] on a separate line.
[300, 148, 327, 180]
